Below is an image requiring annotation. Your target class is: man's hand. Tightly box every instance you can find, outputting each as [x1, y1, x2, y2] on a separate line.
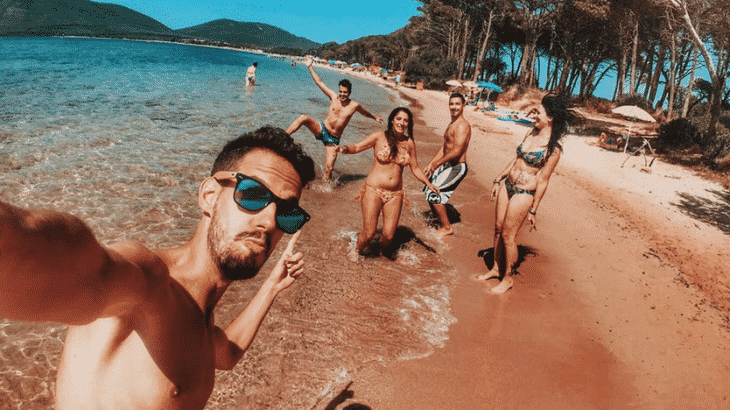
[424, 163, 435, 178]
[268, 231, 305, 293]
[304, 56, 313, 67]
[374, 115, 383, 123]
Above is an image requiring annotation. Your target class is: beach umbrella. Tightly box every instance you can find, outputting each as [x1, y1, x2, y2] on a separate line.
[445, 79, 462, 87]
[462, 81, 479, 88]
[328, 60, 337, 65]
[380, 68, 388, 73]
[611, 106, 655, 154]
[476, 81, 503, 93]
[351, 63, 363, 67]
[611, 105, 656, 123]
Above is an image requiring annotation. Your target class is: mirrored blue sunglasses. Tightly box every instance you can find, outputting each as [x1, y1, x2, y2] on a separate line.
[212, 172, 310, 234]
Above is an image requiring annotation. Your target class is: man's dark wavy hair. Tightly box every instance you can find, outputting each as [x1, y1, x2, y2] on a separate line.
[211, 126, 316, 186]
[339, 79, 352, 93]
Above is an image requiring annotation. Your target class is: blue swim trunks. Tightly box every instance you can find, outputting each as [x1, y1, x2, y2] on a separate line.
[316, 121, 341, 145]
[423, 162, 468, 204]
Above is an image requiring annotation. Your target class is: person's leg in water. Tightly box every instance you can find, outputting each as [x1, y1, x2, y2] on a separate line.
[431, 203, 453, 236]
[477, 183, 509, 281]
[379, 191, 404, 258]
[350, 186, 383, 262]
[285, 114, 319, 136]
[286, 116, 339, 182]
[490, 193, 532, 294]
[323, 144, 338, 182]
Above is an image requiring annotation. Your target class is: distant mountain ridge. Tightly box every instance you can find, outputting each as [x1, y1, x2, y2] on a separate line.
[0, 0, 175, 37]
[175, 19, 319, 51]
[0, 0, 321, 51]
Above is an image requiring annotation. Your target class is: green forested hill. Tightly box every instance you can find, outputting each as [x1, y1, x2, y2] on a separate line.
[175, 19, 319, 51]
[0, 0, 175, 37]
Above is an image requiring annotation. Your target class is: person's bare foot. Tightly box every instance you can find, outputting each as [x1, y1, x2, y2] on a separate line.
[474, 269, 500, 282]
[435, 227, 454, 237]
[489, 276, 514, 294]
[347, 248, 361, 263]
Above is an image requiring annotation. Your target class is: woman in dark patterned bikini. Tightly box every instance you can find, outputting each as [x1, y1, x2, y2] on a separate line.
[337, 107, 439, 262]
[478, 94, 572, 294]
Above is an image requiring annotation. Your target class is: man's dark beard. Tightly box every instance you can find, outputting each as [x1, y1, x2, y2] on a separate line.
[208, 214, 269, 281]
[217, 254, 260, 281]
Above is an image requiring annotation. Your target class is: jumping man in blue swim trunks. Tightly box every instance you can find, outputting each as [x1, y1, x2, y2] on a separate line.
[423, 93, 472, 236]
[286, 56, 382, 182]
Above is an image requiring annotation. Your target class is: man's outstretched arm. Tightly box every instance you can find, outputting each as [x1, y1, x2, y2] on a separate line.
[0, 201, 153, 325]
[304, 57, 337, 100]
[214, 231, 305, 370]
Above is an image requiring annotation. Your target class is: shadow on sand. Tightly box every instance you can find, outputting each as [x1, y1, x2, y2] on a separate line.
[672, 188, 730, 236]
[322, 381, 372, 410]
[477, 245, 538, 277]
[336, 173, 367, 186]
[363, 226, 437, 260]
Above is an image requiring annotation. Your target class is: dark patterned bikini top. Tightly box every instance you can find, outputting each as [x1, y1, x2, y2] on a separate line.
[516, 142, 548, 169]
[376, 143, 410, 166]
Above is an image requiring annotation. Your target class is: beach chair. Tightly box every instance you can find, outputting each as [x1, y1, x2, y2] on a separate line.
[621, 135, 656, 170]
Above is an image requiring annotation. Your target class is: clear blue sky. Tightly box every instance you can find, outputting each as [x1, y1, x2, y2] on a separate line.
[104, 0, 422, 44]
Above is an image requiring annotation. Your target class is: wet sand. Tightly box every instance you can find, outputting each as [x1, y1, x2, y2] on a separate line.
[311, 87, 730, 409]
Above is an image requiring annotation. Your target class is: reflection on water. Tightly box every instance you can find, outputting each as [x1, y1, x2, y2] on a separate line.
[0, 37, 455, 409]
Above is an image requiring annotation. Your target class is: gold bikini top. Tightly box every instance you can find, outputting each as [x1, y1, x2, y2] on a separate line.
[376, 142, 410, 166]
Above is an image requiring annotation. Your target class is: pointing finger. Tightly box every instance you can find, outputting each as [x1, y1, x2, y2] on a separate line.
[284, 230, 302, 256]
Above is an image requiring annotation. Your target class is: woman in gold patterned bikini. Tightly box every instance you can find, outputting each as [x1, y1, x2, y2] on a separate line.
[337, 107, 439, 261]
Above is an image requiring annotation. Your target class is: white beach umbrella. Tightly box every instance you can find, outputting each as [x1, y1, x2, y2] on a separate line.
[445, 79, 462, 87]
[462, 81, 479, 88]
[611, 105, 656, 123]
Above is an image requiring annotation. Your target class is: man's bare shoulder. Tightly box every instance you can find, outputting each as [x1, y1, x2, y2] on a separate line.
[107, 241, 172, 293]
[454, 116, 472, 132]
[108, 241, 165, 269]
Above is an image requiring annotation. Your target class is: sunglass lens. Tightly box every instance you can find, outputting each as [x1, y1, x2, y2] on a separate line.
[275, 205, 310, 234]
[234, 178, 272, 211]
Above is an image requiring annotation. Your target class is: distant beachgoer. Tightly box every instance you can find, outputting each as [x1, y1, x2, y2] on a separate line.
[246, 62, 258, 86]
[395, 73, 401, 87]
[478, 94, 573, 294]
[287, 56, 383, 182]
[0, 126, 315, 409]
[336, 107, 439, 261]
[423, 93, 472, 236]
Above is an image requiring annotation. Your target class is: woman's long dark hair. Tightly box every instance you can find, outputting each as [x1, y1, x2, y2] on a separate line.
[541, 94, 573, 157]
[384, 107, 414, 159]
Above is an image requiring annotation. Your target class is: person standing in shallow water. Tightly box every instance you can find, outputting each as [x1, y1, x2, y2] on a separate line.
[0, 126, 315, 409]
[477, 94, 573, 294]
[422, 93, 472, 237]
[287, 56, 382, 182]
[245, 62, 257, 86]
[337, 107, 439, 261]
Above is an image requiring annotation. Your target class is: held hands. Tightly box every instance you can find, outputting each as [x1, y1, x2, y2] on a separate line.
[374, 115, 383, 123]
[269, 231, 305, 293]
[427, 183, 441, 195]
[424, 163, 435, 178]
[335, 145, 349, 154]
